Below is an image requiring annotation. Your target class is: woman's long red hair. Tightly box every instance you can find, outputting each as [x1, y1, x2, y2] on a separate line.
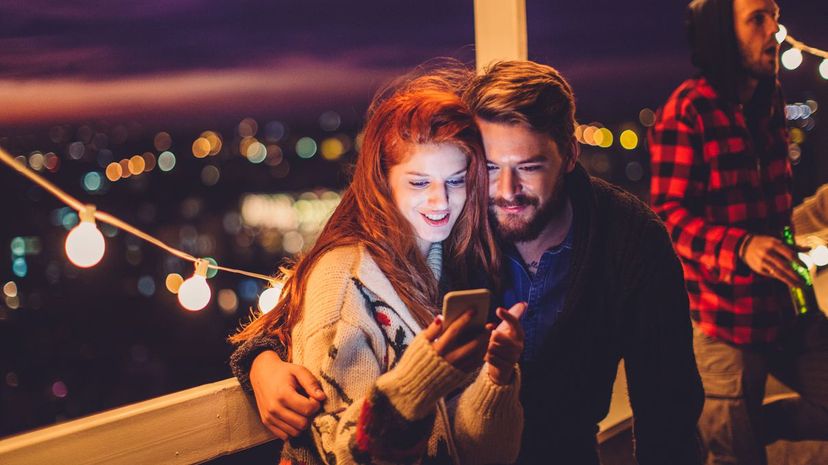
[230, 72, 499, 356]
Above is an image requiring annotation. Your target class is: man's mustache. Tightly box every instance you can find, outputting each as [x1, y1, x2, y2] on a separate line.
[490, 195, 539, 209]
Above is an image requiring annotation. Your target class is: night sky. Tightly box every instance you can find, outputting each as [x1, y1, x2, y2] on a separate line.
[0, 0, 827, 441]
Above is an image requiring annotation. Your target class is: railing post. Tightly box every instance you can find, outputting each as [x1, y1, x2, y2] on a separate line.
[474, 0, 528, 73]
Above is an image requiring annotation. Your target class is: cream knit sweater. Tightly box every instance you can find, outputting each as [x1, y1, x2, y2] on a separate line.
[281, 243, 523, 465]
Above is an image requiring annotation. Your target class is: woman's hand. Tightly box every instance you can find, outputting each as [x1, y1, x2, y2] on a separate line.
[484, 302, 526, 385]
[422, 310, 490, 373]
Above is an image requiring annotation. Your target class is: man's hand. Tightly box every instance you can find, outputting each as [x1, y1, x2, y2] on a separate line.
[249, 350, 326, 440]
[741, 234, 804, 287]
[485, 302, 526, 385]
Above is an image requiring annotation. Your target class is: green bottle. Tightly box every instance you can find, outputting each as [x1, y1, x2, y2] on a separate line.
[782, 226, 814, 315]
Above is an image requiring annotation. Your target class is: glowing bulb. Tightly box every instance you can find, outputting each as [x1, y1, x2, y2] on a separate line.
[781, 48, 803, 71]
[820, 59, 828, 80]
[65, 206, 105, 268]
[798, 252, 815, 270]
[258, 282, 284, 314]
[178, 259, 211, 311]
[775, 24, 787, 44]
[810, 245, 828, 267]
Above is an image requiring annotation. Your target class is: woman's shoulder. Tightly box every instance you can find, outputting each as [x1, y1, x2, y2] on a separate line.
[301, 244, 377, 328]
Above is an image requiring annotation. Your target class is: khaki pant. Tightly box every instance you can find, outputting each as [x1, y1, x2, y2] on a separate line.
[693, 312, 828, 465]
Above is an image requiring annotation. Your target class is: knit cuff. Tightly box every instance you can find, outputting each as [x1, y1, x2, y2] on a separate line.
[375, 333, 470, 420]
[469, 364, 523, 419]
[229, 334, 287, 394]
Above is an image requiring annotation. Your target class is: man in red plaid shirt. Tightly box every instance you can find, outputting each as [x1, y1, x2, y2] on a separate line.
[650, 0, 828, 463]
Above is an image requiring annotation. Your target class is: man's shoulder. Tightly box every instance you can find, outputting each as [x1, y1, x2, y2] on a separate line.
[660, 77, 723, 123]
[590, 177, 660, 226]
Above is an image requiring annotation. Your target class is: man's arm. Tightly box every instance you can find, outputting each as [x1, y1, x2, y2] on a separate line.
[622, 219, 704, 465]
[229, 334, 326, 440]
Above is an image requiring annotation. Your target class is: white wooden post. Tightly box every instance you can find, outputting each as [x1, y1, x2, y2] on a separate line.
[474, 0, 528, 73]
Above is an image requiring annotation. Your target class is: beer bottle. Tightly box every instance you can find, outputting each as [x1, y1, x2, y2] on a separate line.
[782, 226, 814, 315]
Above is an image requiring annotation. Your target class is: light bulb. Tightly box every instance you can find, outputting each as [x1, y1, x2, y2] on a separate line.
[65, 205, 105, 268]
[775, 24, 787, 44]
[258, 282, 284, 314]
[810, 245, 828, 267]
[781, 48, 803, 71]
[178, 259, 211, 311]
[820, 59, 828, 80]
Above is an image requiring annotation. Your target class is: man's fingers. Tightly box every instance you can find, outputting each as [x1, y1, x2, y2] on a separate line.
[281, 391, 322, 418]
[262, 414, 300, 439]
[272, 402, 312, 431]
[294, 367, 327, 402]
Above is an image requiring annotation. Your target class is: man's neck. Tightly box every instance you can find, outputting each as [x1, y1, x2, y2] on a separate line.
[514, 196, 573, 271]
[738, 76, 759, 105]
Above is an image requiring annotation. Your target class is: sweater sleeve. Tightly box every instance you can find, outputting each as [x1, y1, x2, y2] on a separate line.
[229, 333, 287, 394]
[302, 318, 469, 465]
[649, 100, 748, 284]
[621, 219, 704, 465]
[452, 364, 523, 465]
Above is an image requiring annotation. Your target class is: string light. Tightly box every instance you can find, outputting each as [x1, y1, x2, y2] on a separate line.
[780, 27, 828, 79]
[178, 259, 211, 311]
[257, 281, 285, 314]
[65, 205, 105, 268]
[0, 146, 276, 313]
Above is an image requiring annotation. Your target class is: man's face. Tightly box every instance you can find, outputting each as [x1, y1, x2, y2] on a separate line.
[478, 119, 577, 243]
[733, 0, 780, 78]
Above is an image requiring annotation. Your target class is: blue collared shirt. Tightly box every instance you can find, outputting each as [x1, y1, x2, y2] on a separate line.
[500, 224, 574, 363]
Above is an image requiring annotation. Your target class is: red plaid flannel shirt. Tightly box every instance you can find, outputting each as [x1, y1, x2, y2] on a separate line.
[649, 77, 793, 345]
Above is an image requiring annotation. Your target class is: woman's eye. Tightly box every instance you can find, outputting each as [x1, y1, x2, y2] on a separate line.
[487, 164, 498, 171]
[447, 177, 466, 187]
[409, 180, 428, 188]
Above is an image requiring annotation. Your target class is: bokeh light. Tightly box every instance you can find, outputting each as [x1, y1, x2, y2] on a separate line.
[619, 129, 638, 150]
[296, 137, 318, 159]
[263, 121, 285, 142]
[321, 137, 345, 160]
[166, 273, 184, 294]
[218, 289, 239, 314]
[28, 152, 45, 171]
[597, 128, 613, 148]
[820, 59, 828, 80]
[158, 151, 176, 172]
[12, 257, 27, 278]
[319, 111, 341, 132]
[105, 162, 123, 182]
[82, 172, 103, 193]
[128, 155, 146, 175]
[3, 281, 18, 298]
[201, 165, 220, 186]
[192, 137, 211, 158]
[639, 108, 656, 127]
[200, 131, 223, 156]
[137, 276, 156, 297]
[154, 132, 172, 151]
[238, 118, 258, 138]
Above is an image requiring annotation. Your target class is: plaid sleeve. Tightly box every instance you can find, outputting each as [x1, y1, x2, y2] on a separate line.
[649, 97, 749, 284]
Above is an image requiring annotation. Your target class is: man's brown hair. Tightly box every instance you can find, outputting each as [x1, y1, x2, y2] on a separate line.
[464, 60, 577, 160]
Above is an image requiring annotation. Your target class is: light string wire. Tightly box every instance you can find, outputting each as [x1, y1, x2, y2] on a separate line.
[785, 34, 828, 60]
[0, 145, 275, 283]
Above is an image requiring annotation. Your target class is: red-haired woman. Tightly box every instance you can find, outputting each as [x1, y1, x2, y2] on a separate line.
[232, 76, 524, 465]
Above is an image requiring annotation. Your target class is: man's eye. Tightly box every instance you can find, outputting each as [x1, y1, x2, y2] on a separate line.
[520, 165, 543, 172]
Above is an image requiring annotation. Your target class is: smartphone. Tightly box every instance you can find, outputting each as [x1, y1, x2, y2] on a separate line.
[441, 288, 491, 329]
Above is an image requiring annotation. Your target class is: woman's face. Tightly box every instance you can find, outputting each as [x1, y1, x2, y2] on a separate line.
[388, 143, 468, 255]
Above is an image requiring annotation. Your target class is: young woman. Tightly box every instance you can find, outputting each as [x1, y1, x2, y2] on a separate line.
[232, 74, 524, 465]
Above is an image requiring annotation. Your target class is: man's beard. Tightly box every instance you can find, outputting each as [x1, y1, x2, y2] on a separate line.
[489, 179, 565, 243]
[740, 43, 778, 79]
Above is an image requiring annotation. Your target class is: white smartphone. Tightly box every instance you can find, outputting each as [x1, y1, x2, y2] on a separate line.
[441, 288, 491, 329]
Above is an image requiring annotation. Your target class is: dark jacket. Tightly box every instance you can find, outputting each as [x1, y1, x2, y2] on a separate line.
[231, 165, 704, 465]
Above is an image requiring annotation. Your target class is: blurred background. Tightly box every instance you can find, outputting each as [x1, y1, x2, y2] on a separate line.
[1, 0, 826, 438]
